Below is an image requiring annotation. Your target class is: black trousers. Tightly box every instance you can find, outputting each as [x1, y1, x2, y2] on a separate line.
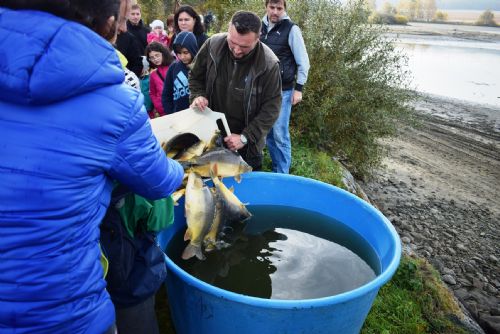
[115, 295, 160, 334]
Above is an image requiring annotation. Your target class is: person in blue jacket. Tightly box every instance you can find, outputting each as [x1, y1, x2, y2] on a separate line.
[162, 31, 199, 114]
[0, 1, 184, 334]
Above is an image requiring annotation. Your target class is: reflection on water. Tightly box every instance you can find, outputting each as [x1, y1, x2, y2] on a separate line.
[170, 205, 378, 300]
[397, 40, 500, 107]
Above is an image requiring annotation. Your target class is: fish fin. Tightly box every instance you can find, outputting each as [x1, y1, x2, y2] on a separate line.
[234, 174, 241, 183]
[209, 162, 219, 182]
[205, 243, 215, 253]
[182, 244, 205, 260]
[184, 228, 192, 241]
[229, 186, 235, 193]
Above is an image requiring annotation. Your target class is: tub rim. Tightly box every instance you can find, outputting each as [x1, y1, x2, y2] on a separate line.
[163, 172, 401, 309]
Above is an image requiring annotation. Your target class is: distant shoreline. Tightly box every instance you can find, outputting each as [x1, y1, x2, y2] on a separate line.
[386, 21, 500, 43]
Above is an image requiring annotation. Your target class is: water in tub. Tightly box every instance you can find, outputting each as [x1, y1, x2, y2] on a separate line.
[169, 205, 379, 300]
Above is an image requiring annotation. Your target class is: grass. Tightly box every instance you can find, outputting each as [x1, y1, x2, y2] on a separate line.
[262, 144, 345, 188]
[155, 139, 468, 333]
[362, 256, 467, 334]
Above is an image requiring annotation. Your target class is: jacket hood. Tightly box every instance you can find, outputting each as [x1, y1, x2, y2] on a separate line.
[0, 8, 124, 105]
[172, 31, 199, 58]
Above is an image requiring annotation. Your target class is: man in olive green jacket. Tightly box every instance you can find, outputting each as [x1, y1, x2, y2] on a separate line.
[189, 11, 282, 170]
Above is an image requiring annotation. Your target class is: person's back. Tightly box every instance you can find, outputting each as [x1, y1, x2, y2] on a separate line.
[0, 4, 183, 333]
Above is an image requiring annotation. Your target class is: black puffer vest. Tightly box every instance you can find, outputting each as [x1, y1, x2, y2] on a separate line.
[261, 19, 296, 90]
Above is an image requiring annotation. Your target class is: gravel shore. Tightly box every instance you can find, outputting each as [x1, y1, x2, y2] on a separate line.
[359, 93, 500, 333]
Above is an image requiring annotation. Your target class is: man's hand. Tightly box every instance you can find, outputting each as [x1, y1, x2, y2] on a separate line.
[224, 134, 245, 151]
[292, 90, 303, 106]
[190, 96, 209, 111]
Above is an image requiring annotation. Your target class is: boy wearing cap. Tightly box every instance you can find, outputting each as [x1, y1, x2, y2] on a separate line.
[162, 31, 199, 114]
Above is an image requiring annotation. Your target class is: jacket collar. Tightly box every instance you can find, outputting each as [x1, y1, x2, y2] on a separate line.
[262, 13, 290, 30]
[208, 33, 275, 77]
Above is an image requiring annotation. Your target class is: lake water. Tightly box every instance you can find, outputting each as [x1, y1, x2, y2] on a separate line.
[169, 205, 379, 300]
[395, 31, 500, 107]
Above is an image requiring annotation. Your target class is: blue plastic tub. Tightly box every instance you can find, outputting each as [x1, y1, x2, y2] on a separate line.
[158, 172, 401, 334]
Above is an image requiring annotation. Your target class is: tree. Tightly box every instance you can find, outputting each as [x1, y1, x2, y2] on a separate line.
[363, 0, 376, 12]
[420, 0, 437, 21]
[476, 10, 497, 27]
[397, 0, 417, 21]
[199, 0, 260, 32]
[137, 0, 167, 23]
[433, 11, 448, 22]
[381, 1, 396, 15]
[288, 0, 414, 176]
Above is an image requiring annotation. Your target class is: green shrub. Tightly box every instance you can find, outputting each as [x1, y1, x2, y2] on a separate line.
[433, 11, 448, 22]
[394, 14, 409, 25]
[368, 12, 408, 25]
[290, 0, 414, 176]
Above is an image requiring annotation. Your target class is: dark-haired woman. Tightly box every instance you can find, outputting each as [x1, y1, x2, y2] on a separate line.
[145, 42, 175, 117]
[0, 0, 184, 333]
[174, 5, 208, 48]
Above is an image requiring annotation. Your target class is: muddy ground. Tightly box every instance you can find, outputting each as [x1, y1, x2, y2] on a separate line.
[359, 94, 500, 333]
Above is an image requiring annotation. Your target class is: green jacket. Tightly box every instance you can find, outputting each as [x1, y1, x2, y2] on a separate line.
[118, 194, 174, 238]
[189, 33, 282, 167]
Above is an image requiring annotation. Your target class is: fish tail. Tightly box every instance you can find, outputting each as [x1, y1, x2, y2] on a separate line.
[182, 243, 206, 260]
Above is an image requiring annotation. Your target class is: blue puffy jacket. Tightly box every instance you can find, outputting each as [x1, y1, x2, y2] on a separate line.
[0, 8, 184, 334]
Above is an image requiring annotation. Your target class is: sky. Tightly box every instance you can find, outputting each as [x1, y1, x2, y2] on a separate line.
[374, 0, 500, 10]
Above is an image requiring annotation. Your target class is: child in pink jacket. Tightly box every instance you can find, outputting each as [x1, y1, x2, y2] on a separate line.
[145, 42, 174, 117]
[147, 20, 170, 48]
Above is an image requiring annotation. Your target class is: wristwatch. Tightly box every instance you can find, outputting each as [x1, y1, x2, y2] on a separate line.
[240, 134, 248, 146]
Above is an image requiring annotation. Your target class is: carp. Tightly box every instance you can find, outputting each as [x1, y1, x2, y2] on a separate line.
[174, 140, 206, 161]
[181, 147, 252, 182]
[203, 163, 252, 252]
[182, 172, 216, 260]
[203, 187, 223, 252]
[210, 163, 252, 224]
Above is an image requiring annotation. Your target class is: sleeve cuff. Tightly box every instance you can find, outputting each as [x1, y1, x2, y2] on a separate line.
[295, 84, 304, 92]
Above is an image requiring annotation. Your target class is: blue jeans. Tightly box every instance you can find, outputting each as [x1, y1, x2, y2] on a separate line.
[267, 89, 293, 173]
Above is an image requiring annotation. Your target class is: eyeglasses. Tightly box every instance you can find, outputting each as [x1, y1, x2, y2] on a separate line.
[149, 54, 162, 61]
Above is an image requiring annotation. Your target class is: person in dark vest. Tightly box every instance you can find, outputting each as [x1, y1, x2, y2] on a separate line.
[127, 4, 150, 53]
[261, 0, 310, 174]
